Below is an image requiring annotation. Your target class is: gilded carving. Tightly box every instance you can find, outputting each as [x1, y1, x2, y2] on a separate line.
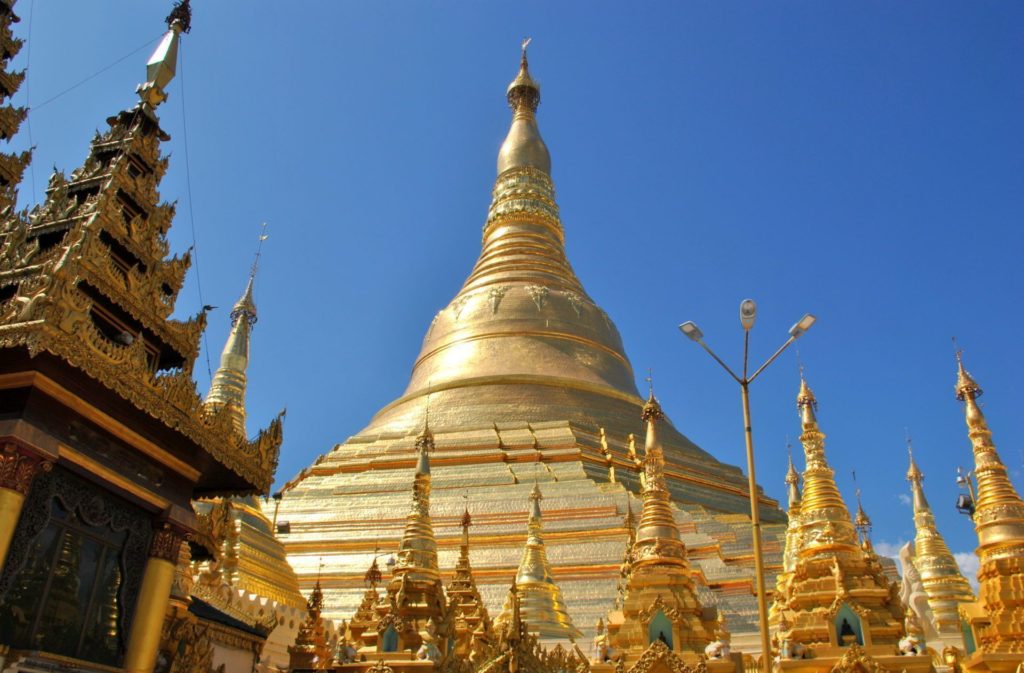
[150, 524, 186, 562]
[0, 444, 50, 496]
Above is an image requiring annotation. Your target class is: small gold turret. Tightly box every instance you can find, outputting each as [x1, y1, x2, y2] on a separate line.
[953, 352, 1024, 659]
[853, 489, 872, 551]
[781, 446, 803, 575]
[786, 448, 802, 511]
[902, 443, 975, 641]
[392, 420, 442, 585]
[496, 481, 582, 642]
[605, 392, 715, 662]
[770, 374, 911, 657]
[446, 504, 493, 657]
[288, 576, 332, 670]
[632, 394, 688, 569]
[793, 377, 859, 550]
[205, 259, 259, 437]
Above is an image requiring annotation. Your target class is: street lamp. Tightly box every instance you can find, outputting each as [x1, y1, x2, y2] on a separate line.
[679, 300, 816, 673]
[955, 467, 977, 516]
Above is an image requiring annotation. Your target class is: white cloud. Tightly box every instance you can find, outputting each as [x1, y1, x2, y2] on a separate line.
[898, 494, 912, 507]
[953, 552, 980, 592]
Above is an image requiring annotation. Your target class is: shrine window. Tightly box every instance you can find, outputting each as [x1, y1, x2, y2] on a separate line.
[0, 468, 151, 668]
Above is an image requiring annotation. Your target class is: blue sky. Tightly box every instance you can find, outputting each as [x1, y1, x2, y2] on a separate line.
[13, 2, 1023, 574]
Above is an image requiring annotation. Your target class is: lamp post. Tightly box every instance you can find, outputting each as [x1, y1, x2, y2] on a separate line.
[679, 301, 815, 673]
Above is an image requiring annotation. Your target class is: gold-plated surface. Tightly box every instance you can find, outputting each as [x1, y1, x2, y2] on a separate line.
[289, 578, 333, 670]
[204, 273, 258, 437]
[447, 507, 494, 658]
[124, 556, 177, 673]
[495, 483, 582, 641]
[954, 354, 1024, 659]
[770, 376, 910, 658]
[192, 495, 306, 610]
[0, 487, 24, 567]
[606, 395, 716, 660]
[899, 446, 975, 647]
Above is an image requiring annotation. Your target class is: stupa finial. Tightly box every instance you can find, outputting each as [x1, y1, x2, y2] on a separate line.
[137, 0, 191, 108]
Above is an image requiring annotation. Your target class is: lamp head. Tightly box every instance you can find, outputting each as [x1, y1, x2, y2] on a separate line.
[678, 321, 703, 342]
[739, 299, 757, 331]
[788, 313, 817, 338]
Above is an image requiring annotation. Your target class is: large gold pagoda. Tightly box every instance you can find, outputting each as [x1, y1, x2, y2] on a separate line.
[277, 41, 786, 648]
[953, 354, 1024, 673]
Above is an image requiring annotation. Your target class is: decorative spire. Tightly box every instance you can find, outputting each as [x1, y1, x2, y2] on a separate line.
[952, 351, 1024, 654]
[393, 420, 438, 576]
[205, 230, 266, 438]
[905, 440, 929, 514]
[497, 38, 550, 175]
[792, 374, 857, 549]
[604, 392, 716, 656]
[631, 392, 688, 568]
[446, 501, 493, 657]
[137, 0, 191, 109]
[903, 441, 975, 637]
[853, 488, 872, 547]
[954, 351, 1024, 548]
[496, 483, 581, 641]
[785, 441, 801, 510]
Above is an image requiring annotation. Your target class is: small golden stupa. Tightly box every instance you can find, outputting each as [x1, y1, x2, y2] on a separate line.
[898, 443, 975, 652]
[770, 376, 932, 673]
[599, 393, 723, 668]
[495, 481, 582, 643]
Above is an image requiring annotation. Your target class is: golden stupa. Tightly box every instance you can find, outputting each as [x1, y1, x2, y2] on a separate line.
[277, 44, 786, 646]
[953, 354, 1024, 673]
[898, 444, 975, 652]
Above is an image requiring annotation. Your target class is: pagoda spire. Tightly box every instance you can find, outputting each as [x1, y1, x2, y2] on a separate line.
[770, 375, 909, 654]
[785, 444, 802, 511]
[0, 0, 30, 215]
[496, 481, 582, 641]
[445, 503, 493, 657]
[604, 392, 716, 659]
[497, 38, 549, 176]
[953, 351, 1024, 655]
[632, 393, 687, 568]
[205, 234, 263, 437]
[393, 419, 440, 579]
[903, 441, 975, 638]
[782, 444, 803, 574]
[853, 488, 872, 550]
[793, 376, 859, 551]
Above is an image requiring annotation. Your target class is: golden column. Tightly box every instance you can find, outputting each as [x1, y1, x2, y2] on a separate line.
[954, 353, 1024, 664]
[123, 523, 185, 673]
[0, 444, 49, 565]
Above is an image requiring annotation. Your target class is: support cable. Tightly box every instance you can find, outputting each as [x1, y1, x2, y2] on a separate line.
[30, 33, 162, 113]
[177, 41, 213, 381]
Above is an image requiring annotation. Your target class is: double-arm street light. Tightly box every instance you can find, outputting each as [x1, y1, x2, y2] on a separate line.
[679, 301, 816, 673]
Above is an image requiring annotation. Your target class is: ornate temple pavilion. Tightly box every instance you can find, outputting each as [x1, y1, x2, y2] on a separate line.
[276, 44, 788, 647]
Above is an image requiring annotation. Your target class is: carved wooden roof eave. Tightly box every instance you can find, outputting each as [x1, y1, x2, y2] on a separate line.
[0, 312, 282, 494]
